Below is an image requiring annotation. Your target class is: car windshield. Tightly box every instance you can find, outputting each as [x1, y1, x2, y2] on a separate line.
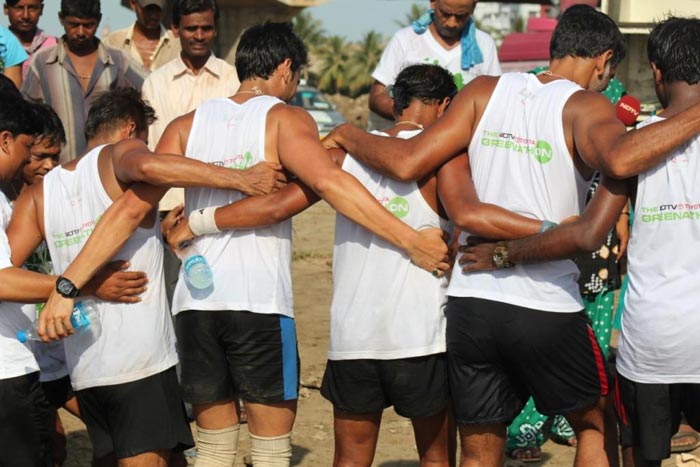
[292, 89, 332, 110]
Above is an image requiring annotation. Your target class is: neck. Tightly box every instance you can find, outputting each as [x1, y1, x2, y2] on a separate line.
[661, 83, 700, 118]
[234, 79, 279, 100]
[64, 37, 98, 57]
[428, 23, 461, 49]
[389, 106, 436, 135]
[181, 51, 211, 74]
[10, 27, 38, 46]
[84, 134, 119, 152]
[133, 22, 161, 41]
[545, 59, 596, 89]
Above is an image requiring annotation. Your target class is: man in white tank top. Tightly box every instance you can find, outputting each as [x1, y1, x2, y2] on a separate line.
[8, 87, 292, 466]
[461, 17, 700, 467]
[323, 5, 700, 467]
[36, 23, 450, 467]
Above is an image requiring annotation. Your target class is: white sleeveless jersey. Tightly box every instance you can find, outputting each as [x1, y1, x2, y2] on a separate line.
[0, 192, 40, 379]
[329, 130, 451, 360]
[617, 116, 700, 383]
[448, 73, 588, 312]
[171, 96, 294, 317]
[44, 146, 177, 390]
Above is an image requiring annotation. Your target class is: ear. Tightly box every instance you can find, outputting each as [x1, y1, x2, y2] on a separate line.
[0, 131, 14, 158]
[597, 50, 614, 76]
[171, 24, 179, 38]
[58, 12, 65, 27]
[437, 97, 451, 118]
[278, 58, 293, 82]
[121, 120, 138, 139]
[650, 62, 664, 87]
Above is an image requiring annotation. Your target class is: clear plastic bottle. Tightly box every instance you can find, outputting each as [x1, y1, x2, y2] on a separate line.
[17, 300, 100, 343]
[179, 240, 213, 289]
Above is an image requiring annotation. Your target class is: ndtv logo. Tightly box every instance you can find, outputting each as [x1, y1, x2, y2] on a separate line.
[619, 101, 639, 116]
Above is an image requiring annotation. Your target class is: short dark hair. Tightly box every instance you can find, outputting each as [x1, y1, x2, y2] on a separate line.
[5, 0, 44, 6]
[84, 88, 156, 141]
[235, 22, 308, 82]
[172, 0, 218, 28]
[0, 92, 43, 137]
[34, 103, 66, 148]
[648, 17, 700, 85]
[60, 0, 101, 19]
[550, 5, 626, 67]
[392, 64, 457, 117]
[0, 74, 20, 95]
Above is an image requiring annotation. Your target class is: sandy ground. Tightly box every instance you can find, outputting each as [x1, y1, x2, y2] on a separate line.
[60, 202, 693, 466]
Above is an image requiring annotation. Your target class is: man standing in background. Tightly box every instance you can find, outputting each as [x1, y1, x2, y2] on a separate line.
[22, 0, 146, 162]
[104, 0, 180, 73]
[368, 0, 501, 129]
[3, 0, 56, 79]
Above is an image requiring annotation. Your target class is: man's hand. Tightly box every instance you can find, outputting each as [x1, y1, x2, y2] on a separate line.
[406, 228, 450, 276]
[239, 162, 287, 196]
[161, 204, 184, 239]
[458, 242, 498, 273]
[38, 292, 75, 342]
[165, 218, 195, 253]
[321, 124, 349, 150]
[82, 261, 148, 303]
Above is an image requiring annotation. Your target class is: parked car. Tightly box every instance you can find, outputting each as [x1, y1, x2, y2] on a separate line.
[291, 85, 345, 137]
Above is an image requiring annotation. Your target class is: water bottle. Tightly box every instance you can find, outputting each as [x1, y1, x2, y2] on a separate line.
[17, 300, 100, 343]
[179, 240, 213, 289]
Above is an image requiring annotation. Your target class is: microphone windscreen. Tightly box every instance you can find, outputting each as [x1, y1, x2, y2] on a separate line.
[616, 94, 641, 126]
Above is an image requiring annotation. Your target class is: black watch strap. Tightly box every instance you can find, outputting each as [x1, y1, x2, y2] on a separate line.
[56, 276, 80, 298]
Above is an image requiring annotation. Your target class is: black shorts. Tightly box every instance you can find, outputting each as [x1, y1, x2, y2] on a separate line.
[615, 373, 700, 462]
[0, 372, 52, 467]
[176, 310, 299, 405]
[41, 375, 74, 409]
[75, 366, 194, 459]
[320, 353, 449, 419]
[446, 297, 608, 426]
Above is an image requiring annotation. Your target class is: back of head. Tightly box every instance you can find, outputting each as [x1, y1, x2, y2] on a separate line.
[235, 22, 308, 82]
[60, 0, 101, 18]
[648, 17, 700, 85]
[550, 4, 626, 67]
[34, 103, 66, 148]
[84, 88, 156, 141]
[392, 64, 457, 117]
[172, 0, 218, 28]
[0, 92, 43, 137]
[0, 74, 20, 96]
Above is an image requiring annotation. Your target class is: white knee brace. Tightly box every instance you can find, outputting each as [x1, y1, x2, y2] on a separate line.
[249, 432, 292, 467]
[195, 424, 240, 467]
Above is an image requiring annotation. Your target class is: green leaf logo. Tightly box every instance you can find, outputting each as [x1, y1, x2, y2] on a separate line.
[533, 140, 553, 164]
[386, 196, 410, 218]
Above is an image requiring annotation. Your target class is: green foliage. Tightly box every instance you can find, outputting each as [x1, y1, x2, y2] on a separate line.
[293, 10, 325, 53]
[345, 31, 385, 96]
[316, 35, 351, 95]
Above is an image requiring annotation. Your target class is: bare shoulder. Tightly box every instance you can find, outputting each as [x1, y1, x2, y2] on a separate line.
[268, 103, 318, 132]
[566, 89, 615, 117]
[157, 111, 196, 153]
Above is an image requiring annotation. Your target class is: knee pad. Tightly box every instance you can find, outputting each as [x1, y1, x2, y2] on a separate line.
[195, 424, 240, 467]
[249, 431, 292, 467]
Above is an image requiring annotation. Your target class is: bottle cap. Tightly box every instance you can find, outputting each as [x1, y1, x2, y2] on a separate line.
[17, 330, 29, 343]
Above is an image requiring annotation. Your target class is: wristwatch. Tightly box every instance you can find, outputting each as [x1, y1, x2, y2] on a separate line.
[492, 241, 514, 269]
[56, 276, 80, 298]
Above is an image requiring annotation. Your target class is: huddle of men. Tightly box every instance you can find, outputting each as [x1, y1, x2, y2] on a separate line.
[1, 1, 700, 467]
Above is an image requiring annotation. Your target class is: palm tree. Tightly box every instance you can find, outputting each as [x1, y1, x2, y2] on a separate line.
[345, 31, 385, 97]
[316, 35, 351, 94]
[293, 10, 325, 53]
[395, 3, 429, 28]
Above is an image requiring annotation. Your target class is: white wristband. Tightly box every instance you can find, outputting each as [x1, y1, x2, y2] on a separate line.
[188, 207, 221, 236]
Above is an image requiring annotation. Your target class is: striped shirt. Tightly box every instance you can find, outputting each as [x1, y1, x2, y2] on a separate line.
[21, 37, 147, 162]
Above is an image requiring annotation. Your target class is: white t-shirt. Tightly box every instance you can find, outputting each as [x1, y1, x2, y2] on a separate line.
[329, 131, 450, 360]
[44, 146, 177, 390]
[372, 26, 501, 90]
[448, 73, 588, 312]
[617, 116, 700, 384]
[0, 192, 40, 380]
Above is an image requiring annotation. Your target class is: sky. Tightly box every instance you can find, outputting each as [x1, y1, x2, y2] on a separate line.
[1, 0, 422, 41]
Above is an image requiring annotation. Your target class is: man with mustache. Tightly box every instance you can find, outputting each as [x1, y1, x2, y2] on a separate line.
[3, 0, 56, 79]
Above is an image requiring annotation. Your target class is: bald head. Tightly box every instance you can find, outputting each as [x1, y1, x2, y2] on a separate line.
[429, 0, 477, 40]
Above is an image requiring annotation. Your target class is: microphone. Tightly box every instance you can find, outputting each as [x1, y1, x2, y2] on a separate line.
[616, 94, 641, 126]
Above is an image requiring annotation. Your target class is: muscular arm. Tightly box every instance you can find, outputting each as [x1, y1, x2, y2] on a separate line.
[368, 81, 395, 120]
[460, 176, 631, 271]
[326, 76, 495, 181]
[571, 92, 700, 179]
[437, 153, 541, 239]
[277, 105, 448, 271]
